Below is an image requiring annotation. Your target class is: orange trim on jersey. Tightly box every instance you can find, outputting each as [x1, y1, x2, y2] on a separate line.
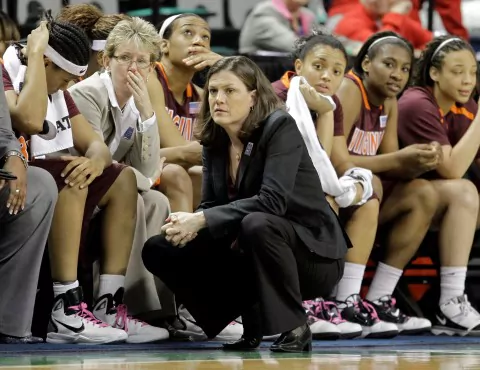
[156, 62, 193, 98]
[18, 136, 29, 161]
[0, 57, 3, 65]
[280, 71, 295, 89]
[347, 70, 372, 111]
[450, 105, 475, 121]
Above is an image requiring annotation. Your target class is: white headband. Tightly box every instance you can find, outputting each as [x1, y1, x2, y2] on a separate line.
[367, 36, 399, 51]
[432, 38, 462, 60]
[92, 40, 107, 51]
[44, 45, 88, 76]
[159, 14, 182, 39]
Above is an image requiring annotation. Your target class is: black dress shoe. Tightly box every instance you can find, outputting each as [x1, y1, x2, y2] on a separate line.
[270, 323, 312, 353]
[0, 335, 44, 344]
[223, 336, 262, 351]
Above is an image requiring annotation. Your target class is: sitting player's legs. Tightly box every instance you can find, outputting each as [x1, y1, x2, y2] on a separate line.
[159, 164, 194, 212]
[92, 168, 169, 343]
[188, 165, 203, 210]
[48, 185, 88, 284]
[46, 166, 129, 345]
[429, 179, 480, 336]
[363, 179, 438, 334]
[378, 179, 439, 269]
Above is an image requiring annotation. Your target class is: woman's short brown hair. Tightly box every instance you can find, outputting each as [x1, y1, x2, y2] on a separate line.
[195, 56, 282, 147]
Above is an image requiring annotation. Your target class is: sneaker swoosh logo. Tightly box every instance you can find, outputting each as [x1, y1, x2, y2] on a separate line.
[55, 319, 85, 333]
[436, 315, 447, 326]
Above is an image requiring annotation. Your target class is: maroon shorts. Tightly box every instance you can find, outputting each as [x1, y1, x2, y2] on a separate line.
[30, 158, 126, 266]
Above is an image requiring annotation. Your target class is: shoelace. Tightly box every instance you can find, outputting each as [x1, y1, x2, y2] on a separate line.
[69, 303, 108, 327]
[115, 304, 147, 333]
[318, 301, 346, 324]
[303, 300, 321, 322]
[353, 299, 380, 320]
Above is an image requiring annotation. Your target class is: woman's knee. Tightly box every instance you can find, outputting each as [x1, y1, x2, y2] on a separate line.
[405, 179, 439, 215]
[59, 181, 88, 201]
[114, 167, 137, 195]
[436, 179, 479, 213]
[349, 198, 379, 228]
[240, 212, 272, 239]
[161, 164, 193, 194]
[142, 235, 171, 273]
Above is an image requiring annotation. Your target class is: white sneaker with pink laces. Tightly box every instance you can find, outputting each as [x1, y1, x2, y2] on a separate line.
[303, 300, 340, 340]
[93, 288, 169, 344]
[47, 287, 127, 344]
[311, 298, 363, 339]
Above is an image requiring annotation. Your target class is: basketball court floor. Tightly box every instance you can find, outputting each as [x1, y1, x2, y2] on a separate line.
[0, 336, 479, 369]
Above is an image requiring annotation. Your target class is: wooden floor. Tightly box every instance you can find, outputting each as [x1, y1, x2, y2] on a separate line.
[1, 348, 480, 370]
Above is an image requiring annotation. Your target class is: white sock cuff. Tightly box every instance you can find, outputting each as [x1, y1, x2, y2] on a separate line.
[376, 262, 403, 278]
[440, 266, 467, 276]
[343, 262, 366, 277]
[53, 280, 79, 297]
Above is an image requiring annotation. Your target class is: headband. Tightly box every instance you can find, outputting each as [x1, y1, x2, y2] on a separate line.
[367, 36, 400, 51]
[158, 14, 182, 39]
[432, 38, 462, 60]
[44, 45, 87, 76]
[92, 40, 107, 52]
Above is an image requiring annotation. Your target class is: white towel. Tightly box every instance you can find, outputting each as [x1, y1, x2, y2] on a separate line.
[3, 45, 73, 158]
[286, 76, 358, 207]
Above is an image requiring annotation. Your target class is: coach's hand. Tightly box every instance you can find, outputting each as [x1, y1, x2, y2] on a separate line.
[161, 211, 206, 247]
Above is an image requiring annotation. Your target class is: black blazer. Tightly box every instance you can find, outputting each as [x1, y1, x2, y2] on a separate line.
[198, 109, 350, 260]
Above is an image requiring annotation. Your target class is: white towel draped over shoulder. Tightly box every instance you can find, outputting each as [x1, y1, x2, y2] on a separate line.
[286, 76, 373, 208]
[3, 45, 72, 158]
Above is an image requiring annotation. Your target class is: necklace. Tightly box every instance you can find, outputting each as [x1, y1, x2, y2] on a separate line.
[231, 144, 242, 161]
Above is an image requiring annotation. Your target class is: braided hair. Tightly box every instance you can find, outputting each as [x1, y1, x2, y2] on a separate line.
[45, 10, 91, 67]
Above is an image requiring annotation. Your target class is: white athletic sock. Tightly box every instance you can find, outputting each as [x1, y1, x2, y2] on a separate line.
[53, 280, 79, 298]
[366, 262, 403, 301]
[335, 262, 366, 301]
[97, 274, 125, 300]
[440, 266, 466, 306]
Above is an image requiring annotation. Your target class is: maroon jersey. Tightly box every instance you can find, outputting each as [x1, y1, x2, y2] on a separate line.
[398, 86, 478, 152]
[155, 62, 201, 141]
[344, 71, 388, 156]
[272, 71, 344, 136]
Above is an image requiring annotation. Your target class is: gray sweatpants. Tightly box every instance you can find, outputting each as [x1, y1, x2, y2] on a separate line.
[0, 167, 57, 337]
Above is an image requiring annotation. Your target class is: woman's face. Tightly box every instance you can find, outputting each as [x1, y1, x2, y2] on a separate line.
[45, 61, 77, 94]
[295, 44, 346, 96]
[161, 16, 211, 67]
[208, 70, 256, 129]
[431, 49, 477, 105]
[362, 44, 412, 98]
[104, 40, 153, 95]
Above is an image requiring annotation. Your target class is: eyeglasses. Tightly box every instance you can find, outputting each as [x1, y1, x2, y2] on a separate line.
[112, 55, 151, 69]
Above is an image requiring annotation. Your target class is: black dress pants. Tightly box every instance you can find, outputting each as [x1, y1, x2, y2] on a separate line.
[142, 212, 344, 338]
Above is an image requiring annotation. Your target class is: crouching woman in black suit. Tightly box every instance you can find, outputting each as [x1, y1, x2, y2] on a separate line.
[142, 56, 350, 353]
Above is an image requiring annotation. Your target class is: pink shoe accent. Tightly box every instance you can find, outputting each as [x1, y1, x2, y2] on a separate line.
[69, 303, 108, 327]
[115, 304, 147, 333]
